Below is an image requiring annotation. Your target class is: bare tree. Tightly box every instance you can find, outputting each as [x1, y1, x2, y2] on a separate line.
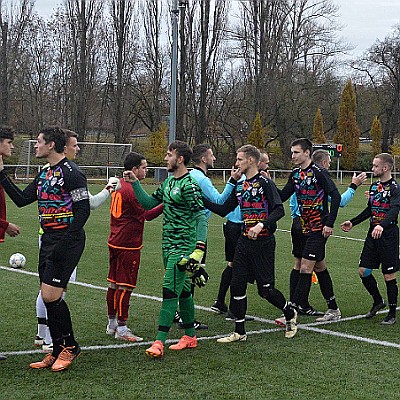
[179, 0, 229, 144]
[231, 0, 343, 161]
[0, 0, 33, 125]
[105, 0, 139, 142]
[353, 26, 400, 152]
[65, 0, 103, 138]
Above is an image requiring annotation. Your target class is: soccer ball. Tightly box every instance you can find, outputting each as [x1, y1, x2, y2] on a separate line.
[9, 253, 26, 269]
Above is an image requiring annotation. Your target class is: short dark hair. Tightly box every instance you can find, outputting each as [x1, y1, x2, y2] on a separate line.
[0, 126, 14, 141]
[312, 149, 330, 165]
[192, 144, 211, 165]
[237, 144, 260, 163]
[124, 152, 146, 170]
[169, 140, 192, 166]
[39, 126, 66, 153]
[63, 129, 78, 141]
[291, 138, 313, 154]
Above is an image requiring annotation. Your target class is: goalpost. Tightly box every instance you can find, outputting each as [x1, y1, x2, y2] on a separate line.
[15, 140, 133, 181]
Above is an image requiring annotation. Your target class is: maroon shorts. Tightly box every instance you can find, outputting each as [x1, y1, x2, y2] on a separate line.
[107, 246, 141, 288]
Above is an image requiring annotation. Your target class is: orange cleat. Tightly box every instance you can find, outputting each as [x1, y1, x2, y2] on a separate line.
[30, 353, 56, 369]
[51, 345, 81, 372]
[169, 335, 197, 350]
[145, 340, 164, 358]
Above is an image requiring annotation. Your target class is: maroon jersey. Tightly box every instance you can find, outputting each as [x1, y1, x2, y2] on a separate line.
[108, 179, 162, 249]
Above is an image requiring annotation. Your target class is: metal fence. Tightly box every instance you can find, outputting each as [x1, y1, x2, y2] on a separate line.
[7, 164, 380, 185]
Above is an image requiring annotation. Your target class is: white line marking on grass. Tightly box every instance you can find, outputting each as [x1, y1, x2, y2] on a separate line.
[278, 229, 366, 242]
[2, 266, 400, 355]
[1, 328, 284, 357]
[300, 325, 400, 349]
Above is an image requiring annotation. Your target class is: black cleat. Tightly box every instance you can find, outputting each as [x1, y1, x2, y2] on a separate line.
[297, 306, 324, 316]
[210, 300, 228, 314]
[173, 311, 181, 323]
[178, 320, 208, 330]
[381, 315, 396, 325]
[225, 310, 254, 322]
[365, 301, 386, 319]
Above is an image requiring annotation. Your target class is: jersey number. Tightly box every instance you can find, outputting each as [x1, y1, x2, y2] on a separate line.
[110, 192, 122, 218]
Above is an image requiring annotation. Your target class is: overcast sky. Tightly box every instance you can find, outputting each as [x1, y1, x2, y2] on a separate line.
[34, 0, 400, 58]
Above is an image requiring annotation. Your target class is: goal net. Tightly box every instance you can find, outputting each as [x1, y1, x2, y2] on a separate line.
[15, 140, 132, 181]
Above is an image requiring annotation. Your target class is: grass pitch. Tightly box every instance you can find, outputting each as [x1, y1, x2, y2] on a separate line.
[0, 182, 399, 400]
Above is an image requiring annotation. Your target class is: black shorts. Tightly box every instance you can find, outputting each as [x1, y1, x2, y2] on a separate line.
[359, 225, 399, 274]
[223, 220, 242, 262]
[291, 216, 305, 259]
[301, 231, 327, 262]
[39, 230, 86, 288]
[231, 235, 276, 286]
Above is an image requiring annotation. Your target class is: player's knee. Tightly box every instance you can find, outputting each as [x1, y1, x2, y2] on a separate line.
[179, 290, 191, 299]
[230, 282, 246, 297]
[163, 287, 178, 299]
[258, 283, 274, 300]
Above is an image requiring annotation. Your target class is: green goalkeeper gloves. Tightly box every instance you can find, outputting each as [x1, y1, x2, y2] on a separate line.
[176, 241, 209, 287]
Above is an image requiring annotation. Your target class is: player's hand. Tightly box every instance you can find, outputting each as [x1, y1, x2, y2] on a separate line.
[105, 176, 121, 193]
[176, 241, 206, 274]
[191, 266, 209, 288]
[364, 190, 369, 199]
[230, 166, 242, 181]
[371, 225, 383, 239]
[248, 223, 263, 240]
[341, 220, 353, 232]
[123, 170, 137, 183]
[322, 225, 333, 238]
[352, 172, 367, 187]
[6, 223, 20, 237]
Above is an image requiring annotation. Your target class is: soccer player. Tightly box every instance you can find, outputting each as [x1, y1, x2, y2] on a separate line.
[106, 152, 162, 341]
[34, 129, 121, 352]
[279, 139, 342, 323]
[203, 145, 297, 342]
[277, 150, 366, 321]
[188, 143, 240, 326]
[0, 127, 21, 362]
[123, 140, 208, 358]
[0, 127, 90, 371]
[341, 153, 400, 324]
[212, 151, 269, 320]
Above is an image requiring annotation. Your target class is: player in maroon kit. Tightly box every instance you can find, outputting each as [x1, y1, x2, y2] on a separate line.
[106, 152, 163, 342]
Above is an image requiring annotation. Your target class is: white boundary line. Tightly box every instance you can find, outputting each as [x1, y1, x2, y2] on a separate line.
[277, 228, 366, 242]
[1, 265, 400, 357]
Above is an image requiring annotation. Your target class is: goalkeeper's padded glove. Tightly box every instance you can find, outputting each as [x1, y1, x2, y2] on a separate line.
[176, 241, 206, 273]
[106, 176, 121, 193]
[191, 266, 209, 288]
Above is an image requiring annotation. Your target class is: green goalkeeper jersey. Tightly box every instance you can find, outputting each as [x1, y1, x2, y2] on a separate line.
[131, 173, 207, 256]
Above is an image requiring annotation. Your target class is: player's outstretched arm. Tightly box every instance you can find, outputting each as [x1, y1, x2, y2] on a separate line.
[89, 177, 122, 210]
[124, 170, 160, 210]
[0, 169, 37, 207]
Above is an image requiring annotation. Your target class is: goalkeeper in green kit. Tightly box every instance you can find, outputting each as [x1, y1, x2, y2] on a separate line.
[123, 141, 208, 358]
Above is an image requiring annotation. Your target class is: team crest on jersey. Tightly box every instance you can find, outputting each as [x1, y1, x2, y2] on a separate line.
[172, 187, 180, 195]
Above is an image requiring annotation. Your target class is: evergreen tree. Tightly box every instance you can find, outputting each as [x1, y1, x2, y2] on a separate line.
[370, 116, 382, 157]
[247, 112, 265, 149]
[146, 122, 168, 166]
[334, 80, 360, 170]
[312, 108, 326, 143]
